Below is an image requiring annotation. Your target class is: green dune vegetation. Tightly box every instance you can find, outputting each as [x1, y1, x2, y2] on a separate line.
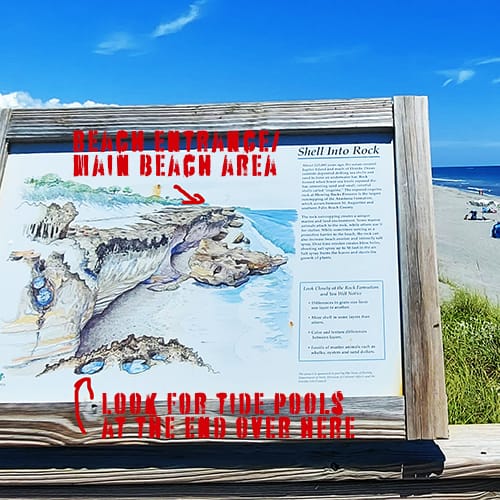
[440, 285, 500, 424]
[24, 174, 182, 206]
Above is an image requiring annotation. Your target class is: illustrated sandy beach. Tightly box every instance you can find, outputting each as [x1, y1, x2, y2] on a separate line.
[433, 186, 500, 304]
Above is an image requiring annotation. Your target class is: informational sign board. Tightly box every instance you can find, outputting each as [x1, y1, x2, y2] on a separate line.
[0, 97, 447, 443]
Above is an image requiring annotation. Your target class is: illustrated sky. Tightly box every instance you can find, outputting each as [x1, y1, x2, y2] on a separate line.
[1, 0, 500, 166]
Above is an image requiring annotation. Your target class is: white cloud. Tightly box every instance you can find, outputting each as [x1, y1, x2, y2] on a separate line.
[0, 91, 116, 109]
[95, 2, 206, 55]
[94, 32, 136, 55]
[437, 69, 475, 87]
[152, 0, 205, 38]
[438, 57, 500, 86]
[474, 57, 500, 65]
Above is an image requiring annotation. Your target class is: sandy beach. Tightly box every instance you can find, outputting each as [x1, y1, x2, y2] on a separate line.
[433, 185, 500, 303]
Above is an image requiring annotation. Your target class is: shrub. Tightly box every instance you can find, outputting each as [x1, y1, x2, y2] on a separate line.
[440, 288, 500, 424]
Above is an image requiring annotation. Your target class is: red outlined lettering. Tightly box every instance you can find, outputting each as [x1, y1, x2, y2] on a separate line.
[73, 377, 95, 435]
[75, 389, 353, 441]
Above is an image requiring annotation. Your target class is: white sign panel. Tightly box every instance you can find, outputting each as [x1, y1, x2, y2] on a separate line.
[0, 133, 401, 402]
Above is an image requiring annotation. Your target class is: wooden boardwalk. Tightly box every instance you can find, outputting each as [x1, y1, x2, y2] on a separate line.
[0, 424, 497, 498]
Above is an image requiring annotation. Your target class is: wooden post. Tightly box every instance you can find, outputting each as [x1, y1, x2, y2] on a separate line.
[393, 96, 448, 439]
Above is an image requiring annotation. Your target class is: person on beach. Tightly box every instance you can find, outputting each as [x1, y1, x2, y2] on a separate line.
[464, 210, 487, 221]
[464, 210, 478, 220]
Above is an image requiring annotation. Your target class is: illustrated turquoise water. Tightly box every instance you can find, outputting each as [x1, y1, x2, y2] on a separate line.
[238, 208, 297, 254]
[204, 266, 292, 349]
[208, 208, 296, 350]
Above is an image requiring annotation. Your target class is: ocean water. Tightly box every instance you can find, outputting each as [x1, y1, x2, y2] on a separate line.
[432, 166, 500, 197]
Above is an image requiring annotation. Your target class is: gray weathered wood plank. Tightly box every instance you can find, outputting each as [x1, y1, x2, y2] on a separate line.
[0, 108, 12, 188]
[6, 98, 393, 141]
[0, 397, 405, 446]
[0, 424, 495, 488]
[393, 96, 448, 440]
[0, 484, 497, 500]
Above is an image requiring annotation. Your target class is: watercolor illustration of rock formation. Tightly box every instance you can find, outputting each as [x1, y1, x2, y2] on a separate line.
[1, 183, 289, 376]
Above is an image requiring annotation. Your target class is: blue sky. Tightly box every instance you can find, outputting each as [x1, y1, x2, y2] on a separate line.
[1, 0, 500, 166]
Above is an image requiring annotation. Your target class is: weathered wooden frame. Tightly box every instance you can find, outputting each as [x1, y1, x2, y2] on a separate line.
[0, 96, 447, 444]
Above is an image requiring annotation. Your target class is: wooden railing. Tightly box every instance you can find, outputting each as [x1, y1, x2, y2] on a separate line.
[0, 424, 497, 498]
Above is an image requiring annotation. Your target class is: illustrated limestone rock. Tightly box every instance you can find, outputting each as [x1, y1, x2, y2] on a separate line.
[5, 251, 95, 368]
[4, 202, 289, 372]
[40, 334, 214, 376]
[189, 238, 287, 286]
[27, 202, 78, 242]
[6, 205, 239, 369]
[232, 231, 245, 244]
[228, 217, 244, 228]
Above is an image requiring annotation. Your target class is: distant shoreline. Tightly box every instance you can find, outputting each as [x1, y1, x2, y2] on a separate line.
[432, 165, 500, 198]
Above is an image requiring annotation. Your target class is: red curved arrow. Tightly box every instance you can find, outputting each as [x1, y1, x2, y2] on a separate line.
[74, 377, 95, 435]
[173, 184, 205, 205]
